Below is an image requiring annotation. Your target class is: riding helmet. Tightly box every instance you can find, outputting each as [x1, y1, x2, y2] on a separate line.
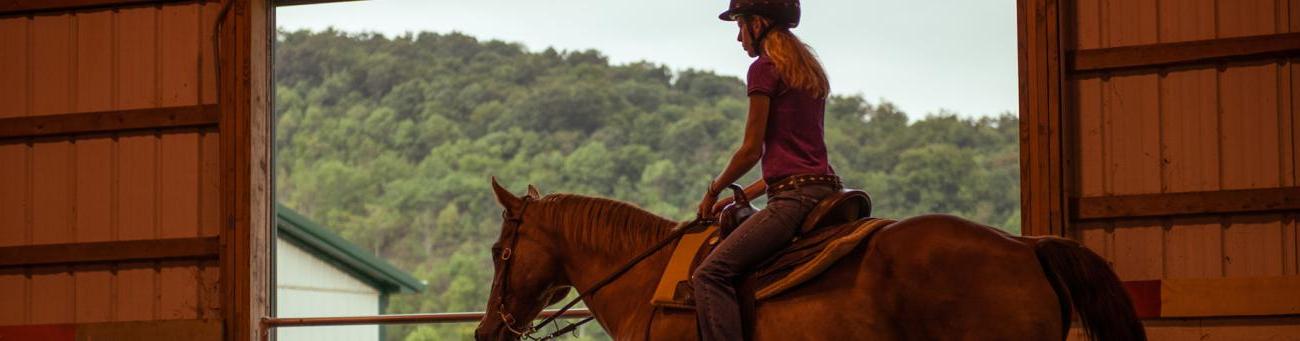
[719, 0, 801, 28]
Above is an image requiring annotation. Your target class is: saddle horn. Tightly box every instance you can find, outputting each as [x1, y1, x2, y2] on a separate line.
[718, 183, 757, 239]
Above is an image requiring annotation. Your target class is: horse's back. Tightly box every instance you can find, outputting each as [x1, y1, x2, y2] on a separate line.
[753, 214, 1063, 340]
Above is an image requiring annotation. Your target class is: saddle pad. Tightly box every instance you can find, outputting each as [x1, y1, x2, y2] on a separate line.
[650, 218, 893, 308]
[651, 225, 717, 308]
[755, 218, 892, 299]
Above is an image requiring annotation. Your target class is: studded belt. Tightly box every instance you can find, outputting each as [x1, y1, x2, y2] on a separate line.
[766, 174, 842, 196]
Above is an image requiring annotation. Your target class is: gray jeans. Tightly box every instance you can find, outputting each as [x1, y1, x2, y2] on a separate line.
[691, 184, 837, 341]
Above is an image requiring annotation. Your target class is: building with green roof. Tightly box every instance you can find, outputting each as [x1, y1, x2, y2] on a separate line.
[275, 204, 425, 341]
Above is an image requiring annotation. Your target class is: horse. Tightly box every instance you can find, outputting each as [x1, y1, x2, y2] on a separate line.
[475, 179, 1145, 340]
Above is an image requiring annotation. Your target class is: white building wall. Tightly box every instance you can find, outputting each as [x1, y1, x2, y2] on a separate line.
[276, 237, 383, 341]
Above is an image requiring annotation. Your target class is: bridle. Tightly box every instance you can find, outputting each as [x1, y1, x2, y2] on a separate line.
[491, 196, 545, 338]
[489, 196, 707, 340]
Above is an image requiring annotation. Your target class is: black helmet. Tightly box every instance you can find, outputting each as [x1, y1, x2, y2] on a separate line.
[719, 0, 801, 28]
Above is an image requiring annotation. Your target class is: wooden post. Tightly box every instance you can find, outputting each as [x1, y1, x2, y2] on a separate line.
[218, 0, 271, 340]
[1017, 0, 1069, 236]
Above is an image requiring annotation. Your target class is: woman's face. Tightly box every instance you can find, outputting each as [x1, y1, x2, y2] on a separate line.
[737, 19, 758, 57]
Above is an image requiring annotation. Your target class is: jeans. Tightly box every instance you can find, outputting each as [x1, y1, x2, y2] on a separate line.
[691, 184, 837, 341]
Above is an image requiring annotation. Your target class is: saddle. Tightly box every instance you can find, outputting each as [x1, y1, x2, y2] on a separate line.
[651, 184, 887, 309]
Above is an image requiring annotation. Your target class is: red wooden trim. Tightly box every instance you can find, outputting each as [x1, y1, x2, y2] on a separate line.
[1072, 32, 1300, 73]
[1073, 187, 1300, 220]
[0, 104, 219, 139]
[0, 237, 220, 268]
[0, 0, 216, 16]
[1122, 277, 1300, 318]
[1123, 280, 1162, 319]
[0, 325, 76, 341]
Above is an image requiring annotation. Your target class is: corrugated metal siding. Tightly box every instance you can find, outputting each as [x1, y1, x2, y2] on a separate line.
[275, 238, 381, 341]
[1070, 0, 1300, 281]
[0, 3, 221, 325]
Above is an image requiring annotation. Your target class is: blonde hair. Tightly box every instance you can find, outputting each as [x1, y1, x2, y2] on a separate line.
[743, 16, 830, 98]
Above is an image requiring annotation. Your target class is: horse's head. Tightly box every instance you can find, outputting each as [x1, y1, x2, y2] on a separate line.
[476, 178, 574, 341]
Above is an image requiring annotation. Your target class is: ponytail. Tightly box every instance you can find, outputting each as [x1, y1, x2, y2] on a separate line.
[745, 16, 830, 98]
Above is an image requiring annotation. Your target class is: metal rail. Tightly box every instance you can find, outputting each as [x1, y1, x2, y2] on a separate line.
[260, 309, 594, 340]
[263, 309, 593, 327]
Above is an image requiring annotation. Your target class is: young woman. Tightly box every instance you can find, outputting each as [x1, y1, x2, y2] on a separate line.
[691, 0, 839, 340]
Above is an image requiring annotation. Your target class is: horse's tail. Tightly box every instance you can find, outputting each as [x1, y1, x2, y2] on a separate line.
[1034, 237, 1146, 341]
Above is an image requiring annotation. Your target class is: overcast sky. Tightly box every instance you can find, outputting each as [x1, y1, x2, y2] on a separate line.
[277, 0, 1018, 118]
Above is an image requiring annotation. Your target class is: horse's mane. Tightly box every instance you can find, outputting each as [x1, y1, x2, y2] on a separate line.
[533, 193, 676, 254]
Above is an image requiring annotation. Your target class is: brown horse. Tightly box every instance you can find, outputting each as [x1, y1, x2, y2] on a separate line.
[475, 180, 1145, 341]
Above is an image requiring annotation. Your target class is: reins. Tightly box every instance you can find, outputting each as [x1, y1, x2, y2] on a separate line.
[494, 197, 709, 340]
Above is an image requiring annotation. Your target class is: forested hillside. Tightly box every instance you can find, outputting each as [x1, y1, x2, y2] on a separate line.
[273, 29, 1020, 340]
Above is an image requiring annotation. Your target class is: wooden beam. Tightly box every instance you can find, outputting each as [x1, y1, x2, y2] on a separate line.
[0, 237, 220, 268]
[1072, 32, 1300, 73]
[0, 105, 218, 140]
[1017, 0, 1068, 236]
[1074, 187, 1300, 220]
[0, 0, 214, 16]
[220, 0, 272, 340]
[1124, 277, 1300, 318]
[273, 0, 362, 7]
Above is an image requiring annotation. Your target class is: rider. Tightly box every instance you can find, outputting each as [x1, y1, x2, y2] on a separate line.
[692, 0, 839, 340]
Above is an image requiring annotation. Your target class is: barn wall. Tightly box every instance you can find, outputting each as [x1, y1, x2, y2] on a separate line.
[1023, 0, 1300, 338]
[1069, 0, 1298, 281]
[0, 2, 222, 326]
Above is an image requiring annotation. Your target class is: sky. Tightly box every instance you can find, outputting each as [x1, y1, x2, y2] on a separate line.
[277, 0, 1018, 118]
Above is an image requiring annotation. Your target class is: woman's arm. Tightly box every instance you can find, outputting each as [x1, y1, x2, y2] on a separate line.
[697, 95, 771, 217]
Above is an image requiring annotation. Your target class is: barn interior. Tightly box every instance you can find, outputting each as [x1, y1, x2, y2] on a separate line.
[0, 0, 1297, 340]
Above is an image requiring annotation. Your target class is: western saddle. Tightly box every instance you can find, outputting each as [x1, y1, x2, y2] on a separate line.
[717, 183, 873, 239]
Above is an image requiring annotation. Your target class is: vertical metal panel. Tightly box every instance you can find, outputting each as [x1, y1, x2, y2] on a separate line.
[1103, 75, 1161, 195]
[28, 12, 76, 325]
[1102, 0, 1157, 48]
[1159, 0, 1223, 276]
[199, 131, 222, 320]
[0, 15, 31, 327]
[1159, 0, 1216, 43]
[117, 7, 157, 111]
[117, 133, 158, 321]
[1074, 0, 1101, 50]
[1225, 214, 1287, 276]
[1076, 77, 1104, 198]
[158, 3, 203, 320]
[0, 142, 29, 326]
[1165, 217, 1225, 278]
[73, 8, 117, 324]
[200, 2, 219, 105]
[1221, 65, 1280, 191]
[0, 17, 28, 118]
[30, 15, 72, 117]
[1217, 0, 1278, 38]
[115, 5, 161, 323]
[30, 141, 75, 324]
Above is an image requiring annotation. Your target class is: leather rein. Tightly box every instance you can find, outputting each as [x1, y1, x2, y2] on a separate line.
[492, 196, 706, 340]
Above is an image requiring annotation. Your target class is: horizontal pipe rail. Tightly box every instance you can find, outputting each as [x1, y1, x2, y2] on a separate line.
[262, 309, 593, 328]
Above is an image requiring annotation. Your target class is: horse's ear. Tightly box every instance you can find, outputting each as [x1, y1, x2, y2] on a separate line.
[491, 176, 523, 211]
[526, 184, 542, 199]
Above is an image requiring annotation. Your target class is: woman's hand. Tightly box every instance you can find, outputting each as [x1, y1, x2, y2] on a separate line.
[697, 188, 720, 219]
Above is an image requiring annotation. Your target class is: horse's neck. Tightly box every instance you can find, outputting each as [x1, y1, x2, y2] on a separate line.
[539, 198, 675, 338]
[561, 237, 673, 339]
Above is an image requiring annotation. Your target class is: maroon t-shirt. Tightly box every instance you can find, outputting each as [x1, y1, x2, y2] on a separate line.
[746, 55, 835, 183]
